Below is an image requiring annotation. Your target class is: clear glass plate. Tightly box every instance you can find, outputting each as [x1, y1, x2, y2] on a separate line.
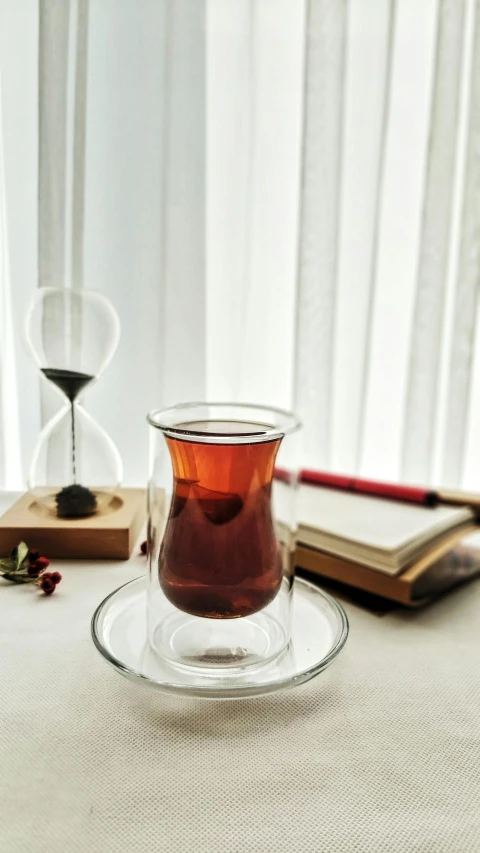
[91, 576, 349, 699]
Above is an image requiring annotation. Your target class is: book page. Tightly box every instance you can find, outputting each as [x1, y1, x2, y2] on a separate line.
[299, 485, 473, 555]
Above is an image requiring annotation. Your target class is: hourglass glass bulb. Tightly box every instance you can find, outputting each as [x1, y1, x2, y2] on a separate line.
[26, 288, 120, 394]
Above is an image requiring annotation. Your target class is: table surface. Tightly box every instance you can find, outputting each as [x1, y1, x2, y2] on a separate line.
[0, 492, 479, 853]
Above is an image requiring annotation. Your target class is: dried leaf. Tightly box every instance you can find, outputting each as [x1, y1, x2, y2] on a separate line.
[1, 572, 31, 584]
[15, 542, 29, 571]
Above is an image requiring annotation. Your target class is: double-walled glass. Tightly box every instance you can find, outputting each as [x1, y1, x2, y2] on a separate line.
[147, 403, 300, 676]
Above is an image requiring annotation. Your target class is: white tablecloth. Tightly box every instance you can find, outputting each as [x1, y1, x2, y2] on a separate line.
[0, 492, 479, 853]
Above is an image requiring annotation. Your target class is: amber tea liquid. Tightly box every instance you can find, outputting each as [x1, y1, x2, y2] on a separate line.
[159, 421, 283, 619]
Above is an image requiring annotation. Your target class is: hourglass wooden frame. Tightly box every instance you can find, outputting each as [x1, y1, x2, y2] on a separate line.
[25, 288, 122, 519]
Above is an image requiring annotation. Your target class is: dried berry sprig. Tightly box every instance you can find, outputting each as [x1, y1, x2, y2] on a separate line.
[0, 543, 61, 595]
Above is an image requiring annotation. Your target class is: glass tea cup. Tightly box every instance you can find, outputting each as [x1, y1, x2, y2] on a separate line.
[147, 403, 300, 676]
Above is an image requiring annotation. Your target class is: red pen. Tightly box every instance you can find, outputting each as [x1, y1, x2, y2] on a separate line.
[299, 469, 438, 507]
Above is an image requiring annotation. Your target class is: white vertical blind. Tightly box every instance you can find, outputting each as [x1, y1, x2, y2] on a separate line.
[0, 0, 480, 490]
[206, 0, 305, 410]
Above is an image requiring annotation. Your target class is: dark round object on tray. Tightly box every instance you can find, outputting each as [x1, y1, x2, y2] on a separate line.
[55, 484, 98, 518]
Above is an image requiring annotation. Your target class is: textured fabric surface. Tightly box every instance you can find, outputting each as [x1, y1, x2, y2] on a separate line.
[0, 494, 479, 852]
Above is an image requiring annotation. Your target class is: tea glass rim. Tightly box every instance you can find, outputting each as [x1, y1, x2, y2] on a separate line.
[147, 402, 301, 445]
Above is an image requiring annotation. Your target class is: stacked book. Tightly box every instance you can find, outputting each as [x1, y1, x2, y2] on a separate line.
[288, 472, 480, 607]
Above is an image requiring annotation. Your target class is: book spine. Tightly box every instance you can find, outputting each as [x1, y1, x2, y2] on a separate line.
[295, 546, 413, 605]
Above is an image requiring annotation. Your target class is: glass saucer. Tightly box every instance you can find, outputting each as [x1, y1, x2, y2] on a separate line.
[91, 576, 348, 699]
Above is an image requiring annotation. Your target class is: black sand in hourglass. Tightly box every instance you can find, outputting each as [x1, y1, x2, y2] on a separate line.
[41, 368, 98, 518]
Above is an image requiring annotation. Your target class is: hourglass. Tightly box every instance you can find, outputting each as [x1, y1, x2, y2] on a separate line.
[26, 288, 123, 518]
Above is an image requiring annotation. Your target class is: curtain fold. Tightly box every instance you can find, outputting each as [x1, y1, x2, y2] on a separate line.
[0, 83, 21, 488]
[0, 0, 480, 489]
[160, 0, 206, 406]
[206, 0, 305, 409]
[38, 0, 89, 466]
[332, 0, 396, 475]
[443, 0, 480, 486]
[402, 0, 466, 485]
[38, 0, 88, 294]
[294, 0, 347, 469]
[71, 0, 89, 293]
[38, 0, 70, 293]
[0, 0, 38, 488]
[359, 0, 439, 482]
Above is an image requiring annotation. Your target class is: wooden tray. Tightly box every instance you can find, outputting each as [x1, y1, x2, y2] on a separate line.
[0, 489, 145, 560]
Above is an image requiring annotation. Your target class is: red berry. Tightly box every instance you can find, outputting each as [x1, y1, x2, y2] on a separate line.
[29, 549, 40, 564]
[40, 576, 56, 595]
[35, 557, 50, 572]
[51, 571, 62, 585]
[27, 564, 40, 577]
[140, 540, 148, 555]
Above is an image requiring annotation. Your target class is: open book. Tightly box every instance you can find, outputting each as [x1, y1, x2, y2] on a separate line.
[277, 483, 474, 576]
